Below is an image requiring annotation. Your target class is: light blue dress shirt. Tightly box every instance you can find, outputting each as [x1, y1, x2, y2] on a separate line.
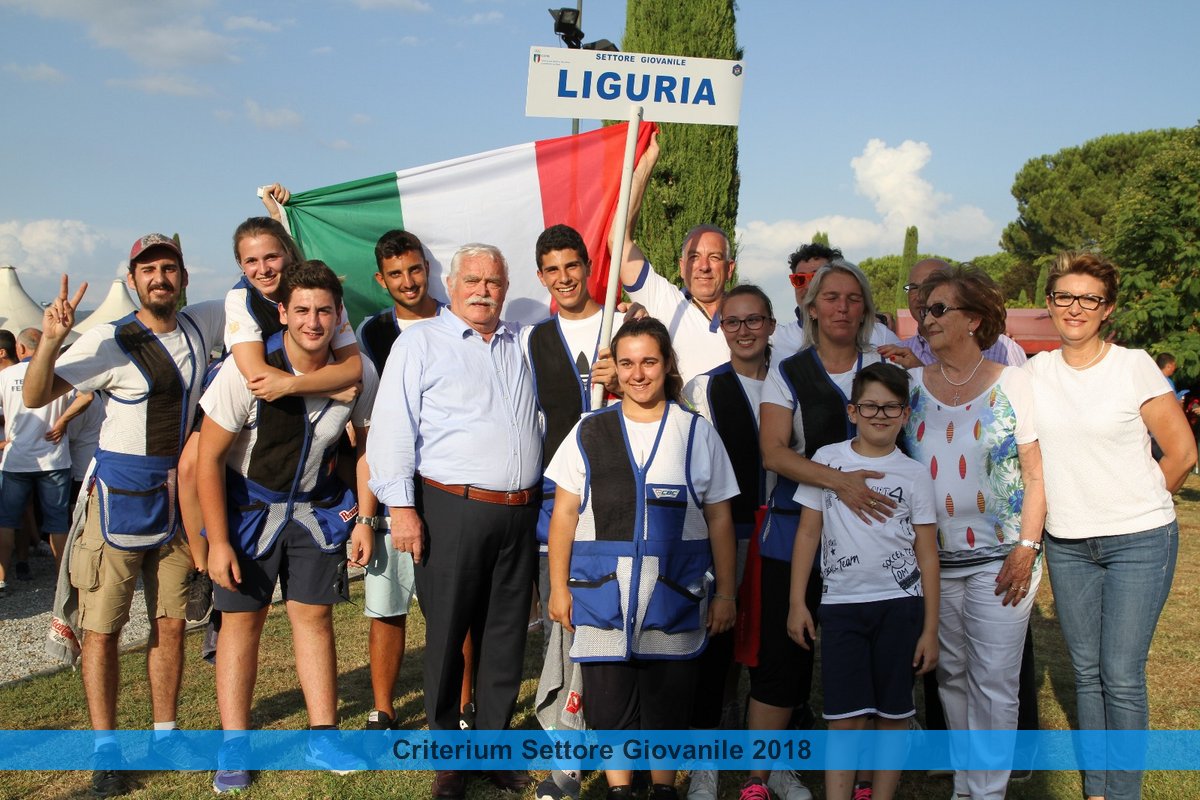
[366, 310, 542, 508]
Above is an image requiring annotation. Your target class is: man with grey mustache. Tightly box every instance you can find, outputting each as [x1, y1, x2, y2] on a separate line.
[367, 243, 541, 800]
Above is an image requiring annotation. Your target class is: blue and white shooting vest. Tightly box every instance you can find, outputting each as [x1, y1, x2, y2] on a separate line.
[567, 403, 713, 663]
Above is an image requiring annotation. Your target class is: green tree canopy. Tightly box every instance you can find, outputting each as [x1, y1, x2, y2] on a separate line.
[623, 0, 741, 285]
[1105, 125, 1200, 383]
[1001, 129, 1182, 268]
[859, 252, 948, 310]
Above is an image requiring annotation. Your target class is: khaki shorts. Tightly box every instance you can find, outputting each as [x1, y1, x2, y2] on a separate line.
[71, 493, 194, 634]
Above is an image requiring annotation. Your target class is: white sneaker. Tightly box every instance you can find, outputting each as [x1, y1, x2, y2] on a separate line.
[687, 769, 718, 800]
[767, 769, 813, 800]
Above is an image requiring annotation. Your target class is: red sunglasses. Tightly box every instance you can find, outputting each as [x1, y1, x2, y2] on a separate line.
[789, 272, 814, 290]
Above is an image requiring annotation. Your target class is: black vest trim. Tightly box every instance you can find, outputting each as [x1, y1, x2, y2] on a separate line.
[779, 348, 856, 458]
[579, 409, 636, 542]
[360, 310, 400, 372]
[705, 364, 762, 525]
[245, 335, 309, 492]
[234, 276, 285, 340]
[113, 316, 187, 458]
[529, 318, 585, 468]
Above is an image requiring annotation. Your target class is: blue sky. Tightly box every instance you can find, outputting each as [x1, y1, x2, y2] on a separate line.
[1, 0, 1197, 316]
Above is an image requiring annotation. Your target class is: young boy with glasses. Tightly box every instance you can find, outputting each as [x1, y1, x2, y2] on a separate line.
[786, 362, 940, 800]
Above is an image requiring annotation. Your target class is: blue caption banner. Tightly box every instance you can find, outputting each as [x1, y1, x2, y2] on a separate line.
[1, 730, 1198, 771]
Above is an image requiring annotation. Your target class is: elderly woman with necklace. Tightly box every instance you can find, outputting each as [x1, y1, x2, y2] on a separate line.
[902, 265, 1045, 800]
[1026, 252, 1195, 800]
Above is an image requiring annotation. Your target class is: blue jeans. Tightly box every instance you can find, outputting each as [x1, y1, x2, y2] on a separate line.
[1045, 521, 1178, 800]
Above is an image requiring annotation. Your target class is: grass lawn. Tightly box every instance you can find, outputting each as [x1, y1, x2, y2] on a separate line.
[2, 474, 1198, 800]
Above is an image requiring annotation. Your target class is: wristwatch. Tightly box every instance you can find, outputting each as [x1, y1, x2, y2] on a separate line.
[1016, 539, 1042, 553]
[354, 515, 378, 529]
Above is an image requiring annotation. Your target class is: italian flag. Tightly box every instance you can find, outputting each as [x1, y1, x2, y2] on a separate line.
[281, 121, 657, 325]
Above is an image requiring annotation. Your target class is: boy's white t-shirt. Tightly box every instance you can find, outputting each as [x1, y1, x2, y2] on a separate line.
[1025, 344, 1175, 539]
[794, 440, 937, 604]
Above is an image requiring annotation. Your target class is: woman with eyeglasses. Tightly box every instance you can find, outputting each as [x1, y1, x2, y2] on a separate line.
[1025, 252, 1195, 800]
[757, 260, 886, 800]
[682, 285, 778, 800]
[901, 264, 1045, 800]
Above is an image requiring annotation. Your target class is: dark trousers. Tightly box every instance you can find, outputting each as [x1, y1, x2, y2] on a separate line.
[414, 486, 538, 731]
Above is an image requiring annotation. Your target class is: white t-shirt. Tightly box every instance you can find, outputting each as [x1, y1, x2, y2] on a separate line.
[772, 318, 899, 359]
[623, 260, 729, 384]
[684, 370, 765, 427]
[546, 408, 740, 505]
[518, 310, 625, 383]
[0, 361, 73, 472]
[794, 440, 937, 603]
[224, 285, 355, 350]
[1025, 345, 1175, 539]
[762, 350, 884, 457]
[201, 351, 379, 482]
[904, 366, 1037, 573]
[54, 302, 225, 457]
[67, 396, 105, 481]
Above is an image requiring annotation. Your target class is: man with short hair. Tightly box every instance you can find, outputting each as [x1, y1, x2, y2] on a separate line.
[771, 242, 901, 357]
[0, 328, 90, 588]
[878, 258, 1027, 367]
[198, 260, 378, 793]
[616, 136, 733, 384]
[354, 229, 446, 733]
[368, 243, 540, 800]
[23, 234, 225, 798]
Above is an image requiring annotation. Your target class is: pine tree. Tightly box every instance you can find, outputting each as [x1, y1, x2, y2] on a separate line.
[623, 0, 741, 285]
[896, 226, 918, 313]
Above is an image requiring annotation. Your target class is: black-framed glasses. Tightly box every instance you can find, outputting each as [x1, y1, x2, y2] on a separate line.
[1048, 291, 1107, 311]
[918, 302, 965, 321]
[853, 402, 907, 418]
[902, 282, 921, 293]
[720, 314, 770, 332]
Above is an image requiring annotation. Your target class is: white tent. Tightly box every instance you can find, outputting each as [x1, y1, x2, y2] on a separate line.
[0, 265, 46, 333]
[75, 279, 139, 333]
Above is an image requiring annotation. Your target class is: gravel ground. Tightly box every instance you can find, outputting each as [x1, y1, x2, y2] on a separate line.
[0, 544, 365, 687]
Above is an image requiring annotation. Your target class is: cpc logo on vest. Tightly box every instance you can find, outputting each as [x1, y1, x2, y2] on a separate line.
[651, 488, 681, 500]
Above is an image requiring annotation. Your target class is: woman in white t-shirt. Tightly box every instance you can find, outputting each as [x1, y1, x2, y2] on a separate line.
[1026, 252, 1196, 800]
[546, 317, 738, 800]
[902, 265, 1046, 800]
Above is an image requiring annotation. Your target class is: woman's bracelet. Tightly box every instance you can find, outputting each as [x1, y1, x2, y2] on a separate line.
[713, 593, 737, 602]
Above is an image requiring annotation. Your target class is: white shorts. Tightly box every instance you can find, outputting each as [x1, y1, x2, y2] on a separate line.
[363, 529, 416, 619]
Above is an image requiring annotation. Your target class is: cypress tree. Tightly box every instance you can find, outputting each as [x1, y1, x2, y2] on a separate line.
[896, 225, 918, 313]
[812, 231, 830, 247]
[173, 232, 188, 309]
[623, 1, 741, 285]
[1034, 260, 1050, 305]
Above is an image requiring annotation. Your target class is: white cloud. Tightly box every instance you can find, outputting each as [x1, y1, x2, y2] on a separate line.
[225, 15, 279, 32]
[0, 219, 107, 277]
[324, 138, 353, 151]
[244, 99, 303, 130]
[3, 62, 66, 82]
[311, 45, 334, 55]
[3, 1, 237, 68]
[735, 139, 997, 305]
[350, 0, 431, 10]
[399, 35, 419, 46]
[107, 73, 212, 96]
[350, 113, 371, 125]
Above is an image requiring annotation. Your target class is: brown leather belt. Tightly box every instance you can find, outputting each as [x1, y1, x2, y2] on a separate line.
[421, 477, 538, 507]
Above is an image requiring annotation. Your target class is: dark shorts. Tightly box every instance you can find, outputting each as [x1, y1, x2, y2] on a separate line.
[748, 555, 820, 708]
[213, 521, 347, 612]
[580, 657, 701, 731]
[820, 596, 924, 720]
[0, 468, 71, 531]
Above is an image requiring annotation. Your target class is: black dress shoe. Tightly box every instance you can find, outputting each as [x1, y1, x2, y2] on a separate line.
[432, 770, 466, 799]
[487, 769, 534, 793]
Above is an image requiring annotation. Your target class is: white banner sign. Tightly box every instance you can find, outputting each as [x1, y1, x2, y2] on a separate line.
[526, 46, 743, 126]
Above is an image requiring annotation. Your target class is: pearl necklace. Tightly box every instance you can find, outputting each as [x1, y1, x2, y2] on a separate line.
[1066, 341, 1108, 371]
[939, 354, 985, 405]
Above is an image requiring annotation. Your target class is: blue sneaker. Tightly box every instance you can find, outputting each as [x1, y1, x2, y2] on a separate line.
[213, 739, 252, 794]
[305, 731, 367, 775]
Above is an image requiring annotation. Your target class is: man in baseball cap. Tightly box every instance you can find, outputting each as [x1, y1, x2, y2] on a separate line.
[23, 233, 225, 797]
